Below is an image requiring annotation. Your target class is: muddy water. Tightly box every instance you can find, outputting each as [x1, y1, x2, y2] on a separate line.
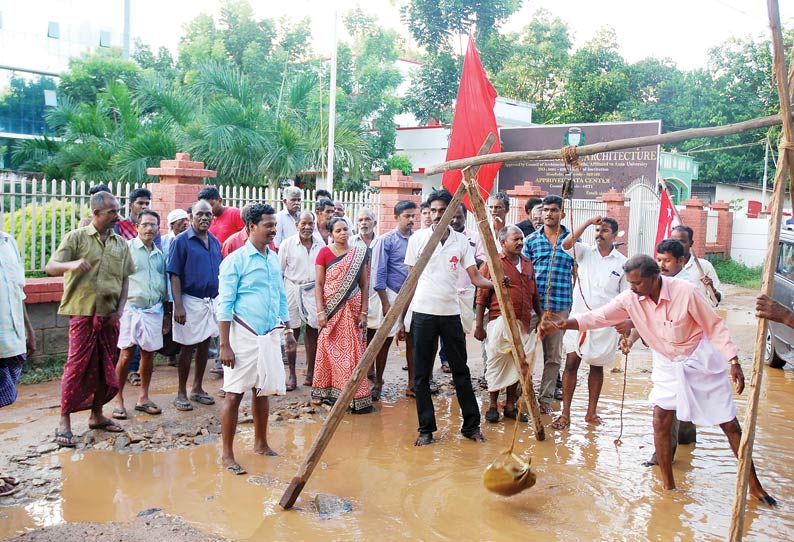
[2, 357, 793, 542]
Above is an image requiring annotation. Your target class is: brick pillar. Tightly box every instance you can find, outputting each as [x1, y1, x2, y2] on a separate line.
[506, 181, 548, 221]
[679, 197, 708, 257]
[710, 200, 733, 257]
[369, 172, 423, 233]
[146, 153, 218, 233]
[597, 188, 630, 256]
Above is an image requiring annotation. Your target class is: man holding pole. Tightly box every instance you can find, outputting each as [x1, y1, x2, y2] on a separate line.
[539, 254, 776, 505]
[670, 225, 722, 305]
[404, 189, 495, 446]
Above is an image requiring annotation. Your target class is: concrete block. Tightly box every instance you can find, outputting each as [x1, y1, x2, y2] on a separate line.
[26, 303, 56, 329]
[42, 327, 70, 355]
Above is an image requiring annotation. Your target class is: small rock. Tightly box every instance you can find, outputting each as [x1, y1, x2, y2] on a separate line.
[49, 464, 62, 470]
[239, 415, 254, 424]
[300, 407, 315, 414]
[126, 432, 143, 444]
[94, 440, 112, 450]
[194, 434, 216, 445]
[37, 442, 60, 454]
[313, 493, 353, 520]
[246, 474, 276, 487]
[153, 427, 166, 439]
[137, 508, 162, 517]
[31, 478, 46, 487]
[273, 414, 284, 422]
[130, 444, 144, 454]
[193, 427, 204, 437]
[114, 436, 131, 450]
[610, 367, 623, 374]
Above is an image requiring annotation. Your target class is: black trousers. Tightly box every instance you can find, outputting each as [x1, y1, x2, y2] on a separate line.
[411, 312, 480, 436]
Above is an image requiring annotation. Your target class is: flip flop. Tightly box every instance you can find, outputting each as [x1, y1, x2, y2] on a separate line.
[1, 477, 19, 487]
[127, 372, 141, 386]
[134, 402, 162, 415]
[189, 393, 215, 405]
[226, 463, 247, 475]
[88, 420, 124, 432]
[286, 379, 297, 392]
[0, 482, 19, 497]
[174, 398, 194, 411]
[551, 415, 570, 430]
[405, 388, 416, 398]
[55, 430, 78, 448]
[112, 407, 128, 420]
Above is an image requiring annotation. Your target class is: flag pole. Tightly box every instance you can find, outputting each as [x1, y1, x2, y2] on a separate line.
[657, 177, 719, 306]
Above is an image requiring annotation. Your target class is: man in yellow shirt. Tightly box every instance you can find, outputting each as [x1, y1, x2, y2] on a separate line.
[46, 191, 134, 447]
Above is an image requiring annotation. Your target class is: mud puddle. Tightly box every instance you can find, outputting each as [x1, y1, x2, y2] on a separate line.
[2, 361, 793, 542]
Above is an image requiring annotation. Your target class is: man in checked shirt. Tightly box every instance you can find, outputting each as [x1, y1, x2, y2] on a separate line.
[522, 195, 575, 414]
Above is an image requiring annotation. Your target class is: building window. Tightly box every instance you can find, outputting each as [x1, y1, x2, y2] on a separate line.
[44, 90, 58, 107]
[99, 30, 111, 47]
[47, 21, 60, 39]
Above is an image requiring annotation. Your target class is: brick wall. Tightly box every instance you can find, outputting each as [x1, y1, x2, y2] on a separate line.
[24, 277, 69, 360]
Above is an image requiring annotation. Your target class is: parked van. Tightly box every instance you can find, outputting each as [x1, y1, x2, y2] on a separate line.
[767, 229, 794, 368]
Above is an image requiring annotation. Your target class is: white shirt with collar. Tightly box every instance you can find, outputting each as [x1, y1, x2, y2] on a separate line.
[682, 255, 722, 305]
[350, 233, 379, 295]
[564, 242, 628, 313]
[274, 208, 300, 249]
[0, 231, 26, 358]
[405, 226, 476, 316]
[279, 233, 324, 284]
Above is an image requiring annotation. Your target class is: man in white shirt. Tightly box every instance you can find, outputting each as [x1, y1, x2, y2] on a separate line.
[279, 211, 324, 389]
[403, 189, 495, 447]
[274, 186, 303, 249]
[554, 216, 626, 431]
[670, 225, 722, 306]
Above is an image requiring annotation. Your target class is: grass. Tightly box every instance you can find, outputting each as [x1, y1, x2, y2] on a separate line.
[20, 355, 66, 385]
[710, 257, 763, 289]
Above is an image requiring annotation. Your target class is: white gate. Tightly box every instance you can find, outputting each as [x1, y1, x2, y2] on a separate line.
[625, 179, 660, 256]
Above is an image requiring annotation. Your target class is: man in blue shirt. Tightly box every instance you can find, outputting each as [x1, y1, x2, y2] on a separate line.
[374, 200, 417, 396]
[167, 200, 223, 412]
[523, 195, 575, 413]
[217, 203, 296, 475]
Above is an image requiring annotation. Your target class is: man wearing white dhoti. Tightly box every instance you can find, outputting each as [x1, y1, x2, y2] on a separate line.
[167, 200, 222, 412]
[113, 210, 168, 419]
[279, 211, 323, 390]
[474, 225, 542, 424]
[540, 255, 776, 505]
[217, 203, 296, 475]
[554, 216, 626, 431]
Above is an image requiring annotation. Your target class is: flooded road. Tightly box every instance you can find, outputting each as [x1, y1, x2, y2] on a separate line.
[3, 364, 793, 541]
[2, 288, 793, 541]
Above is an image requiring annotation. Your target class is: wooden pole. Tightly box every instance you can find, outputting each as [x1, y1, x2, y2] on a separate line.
[462, 168, 546, 441]
[279, 134, 498, 510]
[657, 177, 719, 306]
[424, 112, 794, 176]
[728, 1, 794, 539]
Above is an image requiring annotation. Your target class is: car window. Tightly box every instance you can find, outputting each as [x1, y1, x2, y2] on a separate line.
[777, 241, 794, 279]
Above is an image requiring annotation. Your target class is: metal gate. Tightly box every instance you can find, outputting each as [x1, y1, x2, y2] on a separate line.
[625, 179, 660, 256]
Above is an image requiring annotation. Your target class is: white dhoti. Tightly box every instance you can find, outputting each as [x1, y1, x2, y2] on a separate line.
[117, 302, 164, 352]
[172, 294, 218, 346]
[223, 320, 286, 396]
[366, 291, 383, 330]
[648, 337, 736, 426]
[458, 286, 475, 335]
[484, 316, 536, 393]
[380, 288, 410, 338]
[297, 282, 318, 329]
[285, 279, 304, 328]
[563, 326, 620, 367]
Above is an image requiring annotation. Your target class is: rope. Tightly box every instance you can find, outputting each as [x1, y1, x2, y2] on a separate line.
[560, 145, 582, 170]
[613, 338, 630, 446]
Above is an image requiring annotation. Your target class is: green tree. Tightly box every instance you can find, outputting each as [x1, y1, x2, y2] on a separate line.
[58, 47, 141, 103]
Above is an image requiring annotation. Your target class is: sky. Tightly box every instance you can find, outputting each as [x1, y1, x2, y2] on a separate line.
[0, 0, 791, 77]
[126, 0, 792, 71]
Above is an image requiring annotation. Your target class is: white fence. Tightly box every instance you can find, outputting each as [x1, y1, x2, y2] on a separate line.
[731, 215, 769, 267]
[0, 172, 378, 272]
[706, 210, 719, 244]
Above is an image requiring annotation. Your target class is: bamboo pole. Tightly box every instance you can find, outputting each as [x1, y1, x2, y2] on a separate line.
[424, 112, 794, 176]
[462, 168, 546, 441]
[657, 177, 719, 306]
[729, 2, 794, 540]
[279, 134, 498, 510]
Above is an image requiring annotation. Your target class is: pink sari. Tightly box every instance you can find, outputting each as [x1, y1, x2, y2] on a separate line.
[312, 246, 371, 411]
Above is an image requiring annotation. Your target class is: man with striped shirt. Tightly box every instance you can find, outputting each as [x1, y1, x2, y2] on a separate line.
[522, 195, 575, 413]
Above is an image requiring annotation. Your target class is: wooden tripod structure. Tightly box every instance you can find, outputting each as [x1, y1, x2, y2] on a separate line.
[280, 5, 792, 538]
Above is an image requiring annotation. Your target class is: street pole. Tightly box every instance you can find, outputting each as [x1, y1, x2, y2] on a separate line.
[325, 11, 338, 194]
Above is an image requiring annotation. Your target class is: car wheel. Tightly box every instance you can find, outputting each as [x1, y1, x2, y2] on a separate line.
[766, 330, 786, 369]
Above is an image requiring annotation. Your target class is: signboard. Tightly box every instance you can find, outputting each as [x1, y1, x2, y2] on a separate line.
[498, 121, 661, 199]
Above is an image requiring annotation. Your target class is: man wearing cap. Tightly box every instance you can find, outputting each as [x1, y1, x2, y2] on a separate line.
[162, 209, 190, 260]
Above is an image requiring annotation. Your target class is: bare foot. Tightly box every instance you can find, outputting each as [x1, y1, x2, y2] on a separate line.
[254, 444, 279, 456]
[585, 414, 603, 425]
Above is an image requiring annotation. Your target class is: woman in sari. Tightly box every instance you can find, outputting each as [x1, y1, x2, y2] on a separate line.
[312, 217, 375, 413]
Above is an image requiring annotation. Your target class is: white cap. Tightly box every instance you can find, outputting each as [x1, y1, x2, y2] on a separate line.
[167, 209, 189, 225]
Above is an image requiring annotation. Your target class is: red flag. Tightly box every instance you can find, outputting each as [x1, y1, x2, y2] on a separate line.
[654, 189, 680, 254]
[442, 35, 501, 206]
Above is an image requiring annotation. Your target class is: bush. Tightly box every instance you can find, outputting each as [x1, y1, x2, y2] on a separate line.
[2, 200, 88, 271]
[384, 154, 413, 176]
[710, 257, 762, 289]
